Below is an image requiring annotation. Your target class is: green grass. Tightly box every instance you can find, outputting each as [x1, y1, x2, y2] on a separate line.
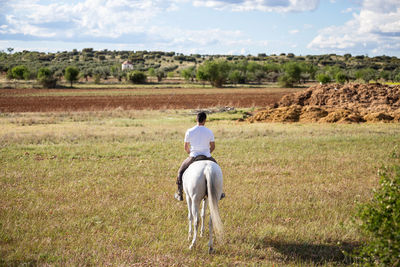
[0, 87, 298, 98]
[1, 110, 399, 266]
[0, 75, 291, 91]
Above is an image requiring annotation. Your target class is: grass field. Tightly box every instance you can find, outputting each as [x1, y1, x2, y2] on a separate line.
[1, 109, 400, 266]
[0, 87, 297, 98]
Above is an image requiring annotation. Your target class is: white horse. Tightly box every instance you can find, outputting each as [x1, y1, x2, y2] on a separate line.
[182, 160, 224, 253]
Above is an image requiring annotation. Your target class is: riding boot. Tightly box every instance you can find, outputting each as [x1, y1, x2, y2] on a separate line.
[174, 184, 183, 201]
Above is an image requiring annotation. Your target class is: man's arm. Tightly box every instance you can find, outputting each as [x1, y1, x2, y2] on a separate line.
[210, 141, 215, 153]
[184, 142, 191, 154]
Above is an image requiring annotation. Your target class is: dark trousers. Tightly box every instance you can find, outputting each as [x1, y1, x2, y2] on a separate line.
[176, 156, 217, 187]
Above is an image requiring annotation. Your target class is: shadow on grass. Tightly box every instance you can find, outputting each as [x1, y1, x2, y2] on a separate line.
[251, 236, 359, 265]
[0, 259, 39, 267]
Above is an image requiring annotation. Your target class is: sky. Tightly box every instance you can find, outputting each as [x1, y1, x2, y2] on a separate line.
[0, 0, 400, 56]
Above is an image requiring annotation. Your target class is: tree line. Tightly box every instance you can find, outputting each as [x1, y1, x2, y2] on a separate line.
[2, 49, 400, 88]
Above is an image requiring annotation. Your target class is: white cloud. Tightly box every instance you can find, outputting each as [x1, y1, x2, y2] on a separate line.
[2, 0, 177, 39]
[289, 29, 299, 34]
[192, 0, 319, 12]
[147, 26, 269, 54]
[341, 7, 353, 13]
[308, 0, 400, 55]
[0, 0, 272, 54]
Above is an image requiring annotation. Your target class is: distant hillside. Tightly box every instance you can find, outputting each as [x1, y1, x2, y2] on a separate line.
[1, 49, 399, 87]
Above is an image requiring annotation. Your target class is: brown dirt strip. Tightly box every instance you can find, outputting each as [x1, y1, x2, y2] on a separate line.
[0, 92, 290, 112]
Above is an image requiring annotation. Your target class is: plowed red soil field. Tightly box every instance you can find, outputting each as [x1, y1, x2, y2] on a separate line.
[0, 88, 298, 112]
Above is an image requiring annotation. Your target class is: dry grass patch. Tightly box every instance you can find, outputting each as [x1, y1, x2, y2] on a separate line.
[1, 110, 399, 265]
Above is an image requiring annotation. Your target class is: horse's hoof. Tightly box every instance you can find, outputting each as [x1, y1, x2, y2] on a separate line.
[208, 247, 214, 254]
[189, 245, 194, 250]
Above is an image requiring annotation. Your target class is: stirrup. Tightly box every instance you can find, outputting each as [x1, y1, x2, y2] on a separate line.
[174, 192, 183, 201]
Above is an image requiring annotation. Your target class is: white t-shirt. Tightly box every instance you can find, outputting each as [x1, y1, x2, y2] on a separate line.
[184, 125, 215, 157]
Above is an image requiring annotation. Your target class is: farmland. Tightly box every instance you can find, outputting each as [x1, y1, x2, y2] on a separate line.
[1, 90, 400, 265]
[0, 87, 300, 112]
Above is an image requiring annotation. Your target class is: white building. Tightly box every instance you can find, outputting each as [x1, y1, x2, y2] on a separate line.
[122, 61, 134, 71]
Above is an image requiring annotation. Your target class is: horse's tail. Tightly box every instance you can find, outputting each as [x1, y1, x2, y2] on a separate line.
[204, 163, 224, 242]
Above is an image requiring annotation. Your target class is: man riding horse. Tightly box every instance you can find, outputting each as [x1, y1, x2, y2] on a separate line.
[174, 111, 225, 201]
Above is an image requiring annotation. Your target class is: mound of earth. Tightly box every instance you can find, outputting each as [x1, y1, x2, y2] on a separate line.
[249, 83, 400, 123]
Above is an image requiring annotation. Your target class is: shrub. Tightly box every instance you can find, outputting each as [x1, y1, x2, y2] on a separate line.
[355, 68, 377, 83]
[278, 74, 295, 88]
[353, 164, 400, 266]
[335, 72, 348, 84]
[11, 65, 30, 80]
[127, 71, 147, 84]
[37, 67, 57, 88]
[317, 73, 331, 84]
[379, 70, 391, 81]
[94, 74, 101, 84]
[394, 73, 400, 82]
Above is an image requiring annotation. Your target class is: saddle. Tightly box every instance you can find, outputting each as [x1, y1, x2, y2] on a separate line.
[192, 155, 215, 163]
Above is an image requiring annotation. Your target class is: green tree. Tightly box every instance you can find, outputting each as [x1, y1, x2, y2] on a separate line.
[264, 63, 281, 73]
[394, 73, 400, 82]
[147, 68, 155, 77]
[247, 62, 264, 83]
[355, 68, 377, 83]
[111, 65, 122, 81]
[6, 68, 13, 80]
[155, 69, 165, 82]
[37, 67, 57, 88]
[80, 68, 92, 82]
[278, 74, 296, 87]
[64, 66, 80, 87]
[324, 66, 342, 79]
[353, 164, 400, 266]
[301, 63, 318, 81]
[379, 70, 391, 81]
[127, 71, 147, 84]
[283, 62, 302, 85]
[316, 73, 331, 84]
[234, 60, 249, 83]
[228, 69, 244, 85]
[180, 66, 196, 82]
[196, 60, 230, 87]
[7, 65, 30, 88]
[11, 65, 30, 80]
[335, 72, 348, 84]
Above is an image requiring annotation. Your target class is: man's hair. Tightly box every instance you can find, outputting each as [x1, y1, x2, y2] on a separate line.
[197, 112, 207, 123]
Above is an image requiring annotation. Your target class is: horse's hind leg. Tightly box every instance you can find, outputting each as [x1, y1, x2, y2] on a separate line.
[208, 217, 214, 254]
[200, 199, 207, 237]
[189, 200, 199, 250]
[187, 196, 193, 241]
